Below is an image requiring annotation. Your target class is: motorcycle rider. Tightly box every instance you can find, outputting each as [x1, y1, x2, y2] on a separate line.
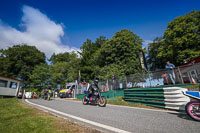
[47, 86, 53, 101]
[87, 77, 100, 99]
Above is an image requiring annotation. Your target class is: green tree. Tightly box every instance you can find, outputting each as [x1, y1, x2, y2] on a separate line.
[49, 51, 80, 84]
[148, 10, 200, 69]
[30, 63, 51, 90]
[65, 51, 80, 82]
[51, 62, 68, 88]
[147, 37, 164, 70]
[80, 36, 107, 80]
[97, 29, 144, 79]
[162, 10, 200, 65]
[0, 44, 46, 87]
[49, 52, 71, 64]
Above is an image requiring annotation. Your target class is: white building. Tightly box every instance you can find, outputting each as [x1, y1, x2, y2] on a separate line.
[0, 76, 20, 97]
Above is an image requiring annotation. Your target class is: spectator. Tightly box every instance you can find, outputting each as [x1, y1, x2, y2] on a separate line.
[165, 61, 176, 84]
[82, 80, 87, 91]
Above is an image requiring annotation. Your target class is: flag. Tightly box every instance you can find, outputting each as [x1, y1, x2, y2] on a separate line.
[138, 50, 148, 72]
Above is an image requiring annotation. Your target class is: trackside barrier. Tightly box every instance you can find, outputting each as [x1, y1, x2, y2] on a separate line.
[76, 90, 124, 99]
[76, 94, 85, 99]
[124, 87, 191, 110]
[76, 84, 199, 110]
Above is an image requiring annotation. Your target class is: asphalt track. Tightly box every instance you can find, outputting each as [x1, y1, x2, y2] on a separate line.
[26, 99, 200, 133]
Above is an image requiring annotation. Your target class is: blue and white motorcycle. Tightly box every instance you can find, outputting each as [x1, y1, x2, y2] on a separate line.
[183, 91, 200, 121]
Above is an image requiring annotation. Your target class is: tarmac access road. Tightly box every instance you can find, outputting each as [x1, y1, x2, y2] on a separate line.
[26, 99, 200, 133]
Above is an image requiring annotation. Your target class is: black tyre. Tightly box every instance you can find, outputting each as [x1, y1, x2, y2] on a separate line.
[82, 96, 89, 105]
[98, 96, 107, 107]
[185, 101, 200, 121]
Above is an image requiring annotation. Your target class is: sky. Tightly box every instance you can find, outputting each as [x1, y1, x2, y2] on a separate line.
[0, 0, 200, 57]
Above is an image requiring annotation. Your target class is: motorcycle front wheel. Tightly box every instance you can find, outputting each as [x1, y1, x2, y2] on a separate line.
[185, 101, 200, 121]
[82, 96, 89, 105]
[98, 96, 107, 107]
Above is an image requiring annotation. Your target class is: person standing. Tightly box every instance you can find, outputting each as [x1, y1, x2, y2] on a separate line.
[82, 80, 87, 91]
[47, 87, 52, 101]
[165, 61, 176, 84]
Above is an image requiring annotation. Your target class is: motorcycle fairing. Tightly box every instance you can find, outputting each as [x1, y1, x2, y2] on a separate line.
[184, 91, 200, 99]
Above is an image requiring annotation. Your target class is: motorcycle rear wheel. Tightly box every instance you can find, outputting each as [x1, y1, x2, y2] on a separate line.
[185, 101, 200, 121]
[82, 96, 89, 105]
[98, 97, 107, 107]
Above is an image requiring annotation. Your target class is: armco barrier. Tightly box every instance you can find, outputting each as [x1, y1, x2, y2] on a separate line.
[124, 87, 190, 110]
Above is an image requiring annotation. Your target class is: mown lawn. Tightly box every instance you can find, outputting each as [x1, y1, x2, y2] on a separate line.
[0, 98, 101, 133]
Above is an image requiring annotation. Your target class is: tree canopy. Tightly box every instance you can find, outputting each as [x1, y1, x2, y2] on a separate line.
[30, 63, 51, 90]
[49, 51, 80, 87]
[79, 36, 107, 81]
[97, 29, 144, 79]
[0, 44, 46, 87]
[148, 10, 200, 70]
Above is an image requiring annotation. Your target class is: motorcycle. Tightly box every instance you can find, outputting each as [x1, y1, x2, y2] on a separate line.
[82, 87, 107, 107]
[183, 90, 200, 121]
[41, 90, 48, 100]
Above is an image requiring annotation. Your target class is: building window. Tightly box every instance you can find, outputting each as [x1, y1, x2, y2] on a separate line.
[0, 79, 8, 87]
[10, 82, 17, 89]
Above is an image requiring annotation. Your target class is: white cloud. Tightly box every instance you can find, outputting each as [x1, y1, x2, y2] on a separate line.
[142, 40, 153, 49]
[0, 5, 78, 57]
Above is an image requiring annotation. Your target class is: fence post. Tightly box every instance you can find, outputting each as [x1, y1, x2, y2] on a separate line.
[107, 79, 109, 91]
[125, 76, 128, 88]
[178, 67, 184, 84]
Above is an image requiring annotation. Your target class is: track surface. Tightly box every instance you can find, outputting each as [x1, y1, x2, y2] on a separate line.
[27, 99, 200, 133]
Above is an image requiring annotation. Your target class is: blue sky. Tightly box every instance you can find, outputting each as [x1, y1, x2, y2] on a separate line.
[0, 0, 200, 56]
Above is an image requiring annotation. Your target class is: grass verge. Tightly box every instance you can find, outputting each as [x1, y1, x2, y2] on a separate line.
[0, 98, 101, 133]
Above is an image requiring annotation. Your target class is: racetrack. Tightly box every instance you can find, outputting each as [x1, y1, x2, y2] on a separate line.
[26, 99, 200, 133]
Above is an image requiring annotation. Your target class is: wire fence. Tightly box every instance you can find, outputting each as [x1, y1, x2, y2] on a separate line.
[75, 63, 200, 94]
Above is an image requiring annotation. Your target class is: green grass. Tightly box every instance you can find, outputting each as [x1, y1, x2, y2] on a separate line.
[0, 98, 100, 133]
[0, 98, 66, 133]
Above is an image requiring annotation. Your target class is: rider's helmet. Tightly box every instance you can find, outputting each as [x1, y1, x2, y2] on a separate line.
[48, 86, 51, 89]
[94, 77, 99, 85]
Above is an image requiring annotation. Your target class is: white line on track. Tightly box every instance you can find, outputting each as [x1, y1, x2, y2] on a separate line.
[25, 99, 131, 133]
